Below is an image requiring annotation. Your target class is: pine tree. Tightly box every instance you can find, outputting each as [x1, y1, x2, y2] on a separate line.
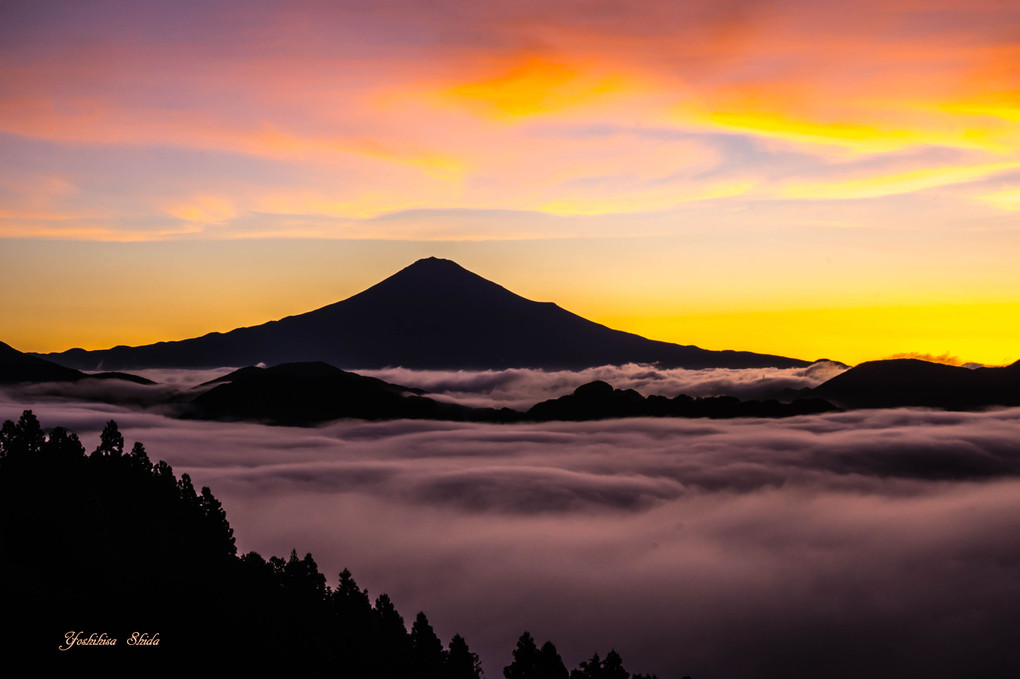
[46, 427, 86, 462]
[92, 419, 124, 457]
[602, 650, 629, 679]
[199, 486, 236, 557]
[129, 440, 153, 473]
[447, 634, 483, 679]
[375, 592, 413, 677]
[505, 631, 541, 679]
[411, 611, 447, 678]
[0, 410, 45, 460]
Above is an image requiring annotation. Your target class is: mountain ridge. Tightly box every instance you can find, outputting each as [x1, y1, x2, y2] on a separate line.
[41, 257, 814, 371]
[803, 357, 1020, 409]
[0, 341, 154, 385]
[183, 360, 838, 426]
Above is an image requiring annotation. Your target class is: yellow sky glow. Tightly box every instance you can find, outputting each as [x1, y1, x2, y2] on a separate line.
[2, 1, 1019, 364]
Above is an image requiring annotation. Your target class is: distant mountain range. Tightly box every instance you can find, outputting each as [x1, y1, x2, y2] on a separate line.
[41, 257, 812, 371]
[0, 341, 153, 385]
[184, 362, 837, 426]
[189, 358, 1018, 425]
[4, 339, 1020, 421]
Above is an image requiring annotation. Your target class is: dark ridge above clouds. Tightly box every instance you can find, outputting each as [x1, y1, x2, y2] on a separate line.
[182, 357, 1020, 425]
[1, 341, 841, 426]
[804, 357, 1020, 409]
[357, 361, 849, 409]
[11, 343, 1020, 425]
[525, 379, 837, 421]
[186, 361, 510, 426]
[183, 361, 837, 426]
[198, 361, 423, 393]
[39, 257, 813, 372]
[0, 341, 154, 386]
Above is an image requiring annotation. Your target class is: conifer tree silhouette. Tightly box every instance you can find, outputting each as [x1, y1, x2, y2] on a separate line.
[92, 419, 124, 457]
[505, 632, 569, 679]
[411, 611, 447, 679]
[447, 633, 484, 679]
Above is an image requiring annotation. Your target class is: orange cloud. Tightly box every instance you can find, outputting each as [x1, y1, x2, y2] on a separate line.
[442, 56, 627, 119]
[168, 196, 237, 225]
[2, 0, 1020, 239]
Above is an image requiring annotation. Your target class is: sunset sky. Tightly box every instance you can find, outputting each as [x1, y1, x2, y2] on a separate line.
[2, 0, 1019, 365]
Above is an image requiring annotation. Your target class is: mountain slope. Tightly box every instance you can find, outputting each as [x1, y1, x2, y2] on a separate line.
[808, 358, 1020, 409]
[44, 257, 812, 371]
[185, 361, 510, 425]
[0, 341, 153, 385]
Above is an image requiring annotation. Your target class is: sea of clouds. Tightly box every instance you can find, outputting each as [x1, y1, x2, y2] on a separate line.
[3, 364, 1019, 678]
[355, 361, 849, 408]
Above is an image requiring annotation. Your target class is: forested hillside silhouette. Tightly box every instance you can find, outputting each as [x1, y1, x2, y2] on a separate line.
[0, 411, 675, 677]
[0, 410, 480, 672]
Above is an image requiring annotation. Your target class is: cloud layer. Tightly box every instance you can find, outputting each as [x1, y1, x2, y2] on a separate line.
[4, 367, 1020, 677]
[358, 361, 848, 409]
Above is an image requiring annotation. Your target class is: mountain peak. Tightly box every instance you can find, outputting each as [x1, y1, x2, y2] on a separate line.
[409, 256, 460, 268]
[394, 257, 476, 280]
[350, 257, 513, 306]
[40, 258, 814, 371]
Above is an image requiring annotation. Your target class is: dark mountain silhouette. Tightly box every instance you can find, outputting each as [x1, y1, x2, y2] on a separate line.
[42, 257, 812, 371]
[186, 361, 515, 426]
[182, 361, 834, 426]
[805, 358, 1020, 409]
[198, 361, 423, 391]
[526, 380, 837, 421]
[0, 341, 153, 385]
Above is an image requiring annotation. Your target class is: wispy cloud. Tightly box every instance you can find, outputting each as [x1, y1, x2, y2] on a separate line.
[2, 0, 1019, 240]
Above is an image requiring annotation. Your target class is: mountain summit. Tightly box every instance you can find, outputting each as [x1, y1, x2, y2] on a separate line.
[45, 257, 811, 371]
